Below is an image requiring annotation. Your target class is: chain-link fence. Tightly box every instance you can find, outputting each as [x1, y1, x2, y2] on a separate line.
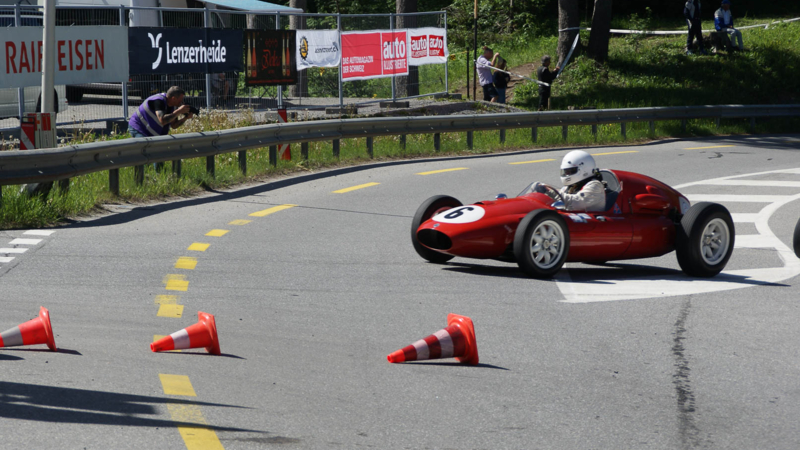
[0, 5, 448, 136]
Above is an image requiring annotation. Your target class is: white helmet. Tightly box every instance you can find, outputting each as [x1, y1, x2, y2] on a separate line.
[560, 150, 597, 186]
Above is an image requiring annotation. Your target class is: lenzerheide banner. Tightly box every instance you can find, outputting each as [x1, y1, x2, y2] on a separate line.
[407, 27, 448, 66]
[296, 29, 340, 70]
[128, 27, 242, 75]
[341, 30, 408, 81]
[0, 26, 129, 88]
[244, 30, 297, 86]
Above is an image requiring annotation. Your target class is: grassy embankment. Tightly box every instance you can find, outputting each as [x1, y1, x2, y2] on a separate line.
[1, 18, 799, 228]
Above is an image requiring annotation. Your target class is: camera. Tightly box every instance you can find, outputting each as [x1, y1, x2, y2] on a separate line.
[188, 106, 200, 115]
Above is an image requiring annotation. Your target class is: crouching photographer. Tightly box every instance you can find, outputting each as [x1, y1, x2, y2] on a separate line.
[128, 86, 197, 139]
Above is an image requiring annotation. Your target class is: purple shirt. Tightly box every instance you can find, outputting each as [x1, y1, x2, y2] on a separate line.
[476, 56, 493, 86]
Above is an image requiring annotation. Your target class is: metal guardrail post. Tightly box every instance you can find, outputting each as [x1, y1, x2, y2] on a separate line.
[238, 151, 247, 175]
[681, 119, 687, 133]
[531, 127, 537, 142]
[269, 145, 277, 166]
[173, 160, 182, 177]
[333, 139, 340, 159]
[366, 137, 374, 158]
[434, 133, 441, 151]
[621, 122, 627, 139]
[499, 129, 505, 144]
[715, 118, 721, 129]
[301, 142, 309, 161]
[204, 7, 212, 110]
[206, 155, 215, 178]
[120, 6, 129, 121]
[134, 165, 144, 186]
[562, 126, 568, 141]
[400, 135, 406, 150]
[649, 121, 655, 135]
[750, 117, 756, 133]
[467, 131, 473, 149]
[109, 169, 119, 195]
[591, 124, 597, 138]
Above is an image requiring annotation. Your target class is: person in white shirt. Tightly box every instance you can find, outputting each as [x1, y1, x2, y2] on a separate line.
[715, 0, 744, 51]
[476, 47, 500, 102]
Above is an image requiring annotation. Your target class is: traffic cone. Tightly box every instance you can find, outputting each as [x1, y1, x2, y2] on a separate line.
[151, 311, 220, 355]
[388, 313, 478, 365]
[0, 306, 57, 351]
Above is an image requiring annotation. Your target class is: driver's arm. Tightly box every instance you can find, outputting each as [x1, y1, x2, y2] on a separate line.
[560, 180, 606, 212]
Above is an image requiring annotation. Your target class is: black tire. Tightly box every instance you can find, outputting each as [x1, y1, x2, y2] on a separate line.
[793, 217, 800, 258]
[411, 195, 462, 264]
[676, 202, 735, 277]
[65, 86, 83, 103]
[513, 209, 570, 278]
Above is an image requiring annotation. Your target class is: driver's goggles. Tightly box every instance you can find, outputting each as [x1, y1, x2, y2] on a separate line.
[560, 167, 579, 177]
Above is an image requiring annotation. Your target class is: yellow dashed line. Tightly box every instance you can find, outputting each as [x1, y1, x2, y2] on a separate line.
[332, 182, 380, 194]
[249, 204, 296, 217]
[155, 295, 180, 305]
[157, 304, 185, 318]
[684, 145, 736, 150]
[160, 374, 198, 397]
[416, 168, 469, 175]
[592, 151, 639, 156]
[508, 158, 555, 165]
[175, 257, 198, 270]
[153, 335, 182, 352]
[164, 274, 189, 292]
[159, 374, 225, 450]
[228, 219, 251, 225]
[187, 243, 210, 252]
[205, 229, 229, 237]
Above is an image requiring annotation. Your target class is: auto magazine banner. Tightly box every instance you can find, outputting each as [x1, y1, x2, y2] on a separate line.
[407, 27, 448, 66]
[0, 26, 129, 88]
[296, 29, 340, 70]
[341, 30, 408, 81]
[244, 30, 297, 86]
[128, 28, 243, 75]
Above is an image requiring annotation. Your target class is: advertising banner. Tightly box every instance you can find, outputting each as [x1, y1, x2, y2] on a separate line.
[407, 27, 448, 66]
[341, 30, 408, 81]
[244, 30, 297, 86]
[128, 27, 243, 75]
[0, 26, 129, 88]
[296, 29, 340, 70]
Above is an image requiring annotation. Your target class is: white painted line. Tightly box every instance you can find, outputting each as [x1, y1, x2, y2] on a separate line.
[731, 213, 759, 223]
[8, 238, 42, 246]
[0, 256, 14, 263]
[699, 180, 800, 188]
[685, 194, 792, 203]
[0, 248, 28, 254]
[24, 230, 55, 236]
[735, 235, 784, 249]
[675, 167, 800, 189]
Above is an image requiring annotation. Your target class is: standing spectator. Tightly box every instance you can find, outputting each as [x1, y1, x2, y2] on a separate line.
[684, 0, 707, 55]
[715, 0, 744, 51]
[536, 55, 559, 111]
[128, 86, 194, 139]
[476, 46, 499, 102]
[492, 56, 511, 104]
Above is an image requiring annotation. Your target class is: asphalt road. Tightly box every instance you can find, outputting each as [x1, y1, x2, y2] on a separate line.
[2, 133, 800, 450]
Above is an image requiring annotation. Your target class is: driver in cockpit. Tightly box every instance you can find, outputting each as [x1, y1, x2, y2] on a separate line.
[556, 150, 606, 212]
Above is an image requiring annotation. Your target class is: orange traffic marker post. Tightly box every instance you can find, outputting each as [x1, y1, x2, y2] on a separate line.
[0, 306, 57, 351]
[152, 311, 221, 355]
[388, 313, 479, 365]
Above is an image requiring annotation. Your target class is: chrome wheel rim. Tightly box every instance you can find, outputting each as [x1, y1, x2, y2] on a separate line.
[529, 220, 565, 269]
[700, 218, 730, 266]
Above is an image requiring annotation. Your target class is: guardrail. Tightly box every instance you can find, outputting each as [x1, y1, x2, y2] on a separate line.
[1, 104, 799, 198]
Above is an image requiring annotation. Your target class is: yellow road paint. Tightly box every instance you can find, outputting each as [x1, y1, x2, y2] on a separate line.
[157, 304, 184, 318]
[228, 219, 251, 225]
[592, 150, 639, 156]
[160, 374, 197, 396]
[249, 204, 296, 217]
[684, 145, 736, 150]
[416, 168, 469, 175]
[205, 229, 229, 237]
[332, 182, 380, 194]
[508, 158, 555, 165]
[175, 257, 198, 270]
[188, 243, 210, 252]
[153, 335, 182, 352]
[164, 274, 189, 292]
[155, 295, 179, 305]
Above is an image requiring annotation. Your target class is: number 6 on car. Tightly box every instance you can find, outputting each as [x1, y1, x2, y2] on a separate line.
[411, 169, 735, 279]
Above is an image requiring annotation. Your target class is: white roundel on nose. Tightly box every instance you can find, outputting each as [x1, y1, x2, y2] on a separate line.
[433, 205, 486, 224]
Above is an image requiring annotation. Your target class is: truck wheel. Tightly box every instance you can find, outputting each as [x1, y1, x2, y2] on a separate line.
[411, 195, 461, 264]
[66, 86, 83, 103]
[676, 202, 735, 277]
[514, 209, 570, 278]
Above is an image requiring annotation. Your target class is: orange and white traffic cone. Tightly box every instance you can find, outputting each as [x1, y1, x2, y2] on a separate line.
[387, 313, 479, 365]
[151, 311, 220, 355]
[0, 306, 57, 351]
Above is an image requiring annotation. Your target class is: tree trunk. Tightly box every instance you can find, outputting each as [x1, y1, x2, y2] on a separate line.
[557, 0, 580, 67]
[587, 0, 612, 62]
[396, 0, 419, 97]
[289, 0, 307, 98]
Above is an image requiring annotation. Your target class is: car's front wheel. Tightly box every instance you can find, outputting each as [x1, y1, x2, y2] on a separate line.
[411, 195, 462, 264]
[514, 209, 570, 278]
[676, 202, 735, 277]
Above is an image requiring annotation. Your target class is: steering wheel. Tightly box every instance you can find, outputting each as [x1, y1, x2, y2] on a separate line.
[532, 182, 565, 206]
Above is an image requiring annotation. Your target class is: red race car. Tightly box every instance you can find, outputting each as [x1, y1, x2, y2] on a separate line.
[412, 169, 735, 278]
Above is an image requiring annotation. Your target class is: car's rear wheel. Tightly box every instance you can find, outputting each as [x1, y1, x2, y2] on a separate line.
[514, 209, 570, 278]
[793, 216, 800, 258]
[411, 195, 461, 264]
[676, 202, 735, 277]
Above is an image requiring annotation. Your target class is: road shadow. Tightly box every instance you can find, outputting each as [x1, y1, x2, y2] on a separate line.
[0, 381, 262, 432]
[442, 262, 534, 280]
[158, 351, 246, 360]
[1, 348, 83, 355]
[0, 353, 24, 361]
[403, 361, 510, 370]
